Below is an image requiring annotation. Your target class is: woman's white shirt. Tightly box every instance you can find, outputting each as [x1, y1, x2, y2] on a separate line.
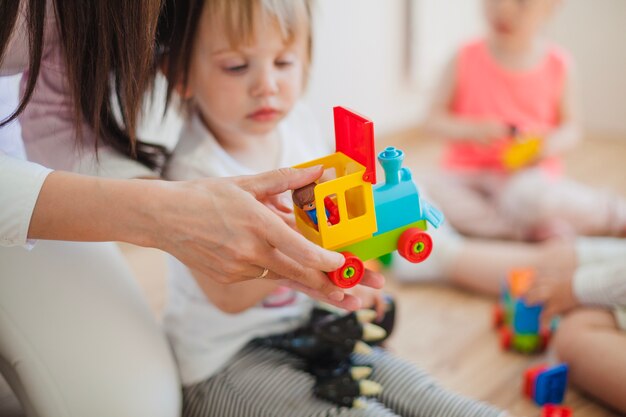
[1, 3, 51, 247]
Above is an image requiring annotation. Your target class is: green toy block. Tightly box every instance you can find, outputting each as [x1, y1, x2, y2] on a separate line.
[513, 334, 541, 353]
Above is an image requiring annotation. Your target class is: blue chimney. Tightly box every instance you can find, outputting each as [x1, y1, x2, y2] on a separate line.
[378, 147, 404, 185]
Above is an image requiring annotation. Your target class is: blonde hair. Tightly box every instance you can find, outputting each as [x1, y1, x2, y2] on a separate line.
[162, 0, 313, 105]
[208, 0, 312, 60]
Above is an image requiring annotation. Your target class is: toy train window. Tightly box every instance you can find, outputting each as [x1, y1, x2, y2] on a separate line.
[344, 186, 366, 219]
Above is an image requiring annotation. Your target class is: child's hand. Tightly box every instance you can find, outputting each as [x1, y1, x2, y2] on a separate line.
[347, 285, 387, 322]
[525, 272, 580, 327]
[469, 120, 510, 144]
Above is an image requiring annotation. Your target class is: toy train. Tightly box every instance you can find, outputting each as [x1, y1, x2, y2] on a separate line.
[292, 107, 444, 288]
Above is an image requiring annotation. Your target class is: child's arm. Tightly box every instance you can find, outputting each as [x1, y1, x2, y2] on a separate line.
[541, 66, 583, 157]
[572, 261, 626, 308]
[423, 57, 509, 143]
[525, 260, 626, 326]
[190, 269, 280, 314]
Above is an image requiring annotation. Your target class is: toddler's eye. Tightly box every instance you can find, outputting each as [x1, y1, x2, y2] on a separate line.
[275, 59, 294, 68]
[224, 64, 248, 73]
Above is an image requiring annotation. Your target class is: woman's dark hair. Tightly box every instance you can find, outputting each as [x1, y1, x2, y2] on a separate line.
[157, 0, 205, 109]
[0, 0, 168, 170]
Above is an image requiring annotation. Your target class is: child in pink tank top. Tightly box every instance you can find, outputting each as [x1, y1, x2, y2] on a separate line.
[446, 38, 566, 175]
[422, 0, 626, 241]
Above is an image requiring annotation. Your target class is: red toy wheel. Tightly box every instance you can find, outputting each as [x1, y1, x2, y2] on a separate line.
[499, 327, 513, 350]
[328, 252, 364, 289]
[397, 228, 433, 263]
[492, 304, 505, 329]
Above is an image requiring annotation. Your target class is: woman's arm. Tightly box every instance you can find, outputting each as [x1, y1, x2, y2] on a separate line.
[24, 165, 388, 309]
[28, 170, 163, 244]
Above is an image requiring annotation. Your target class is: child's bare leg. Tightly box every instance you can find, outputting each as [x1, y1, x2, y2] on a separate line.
[553, 308, 626, 413]
[502, 170, 626, 238]
[544, 180, 626, 237]
[421, 173, 523, 240]
[448, 239, 577, 296]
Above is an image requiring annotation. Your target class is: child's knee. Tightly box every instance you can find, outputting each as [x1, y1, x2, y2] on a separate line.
[553, 308, 613, 362]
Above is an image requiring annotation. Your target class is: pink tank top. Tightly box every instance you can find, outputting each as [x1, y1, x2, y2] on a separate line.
[444, 39, 569, 173]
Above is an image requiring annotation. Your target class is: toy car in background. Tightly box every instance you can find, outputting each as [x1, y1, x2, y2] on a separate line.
[493, 268, 552, 353]
[292, 107, 444, 288]
[524, 363, 569, 406]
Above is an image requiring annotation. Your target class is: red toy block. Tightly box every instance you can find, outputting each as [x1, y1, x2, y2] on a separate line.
[524, 364, 548, 399]
[541, 404, 572, 417]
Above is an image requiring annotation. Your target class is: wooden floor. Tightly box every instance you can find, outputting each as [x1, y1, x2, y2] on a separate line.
[1, 132, 624, 417]
[381, 130, 626, 417]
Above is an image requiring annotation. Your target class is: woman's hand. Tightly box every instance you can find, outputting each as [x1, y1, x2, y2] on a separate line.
[280, 269, 385, 311]
[146, 165, 381, 304]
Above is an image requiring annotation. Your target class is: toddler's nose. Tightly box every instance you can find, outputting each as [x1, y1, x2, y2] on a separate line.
[251, 69, 279, 97]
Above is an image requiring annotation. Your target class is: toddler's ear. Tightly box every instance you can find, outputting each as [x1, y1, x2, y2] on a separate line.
[160, 54, 193, 99]
[174, 81, 193, 99]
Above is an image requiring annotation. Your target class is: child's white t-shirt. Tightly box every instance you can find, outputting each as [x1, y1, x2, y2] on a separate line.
[163, 103, 332, 385]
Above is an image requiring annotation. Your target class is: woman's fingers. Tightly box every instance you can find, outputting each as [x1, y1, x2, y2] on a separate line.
[261, 249, 346, 301]
[237, 167, 346, 272]
[238, 166, 324, 199]
[264, 192, 294, 214]
[261, 206, 345, 272]
[278, 279, 363, 311]
[359, 269, 385, 289]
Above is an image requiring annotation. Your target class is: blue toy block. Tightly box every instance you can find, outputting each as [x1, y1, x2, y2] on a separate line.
[514, 299, 542, 334]
[535, 364, 569, 405]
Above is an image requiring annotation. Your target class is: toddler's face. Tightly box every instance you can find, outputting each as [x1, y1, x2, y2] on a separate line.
[484, 0, 559, 43]
[187, 9, 308, 142]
